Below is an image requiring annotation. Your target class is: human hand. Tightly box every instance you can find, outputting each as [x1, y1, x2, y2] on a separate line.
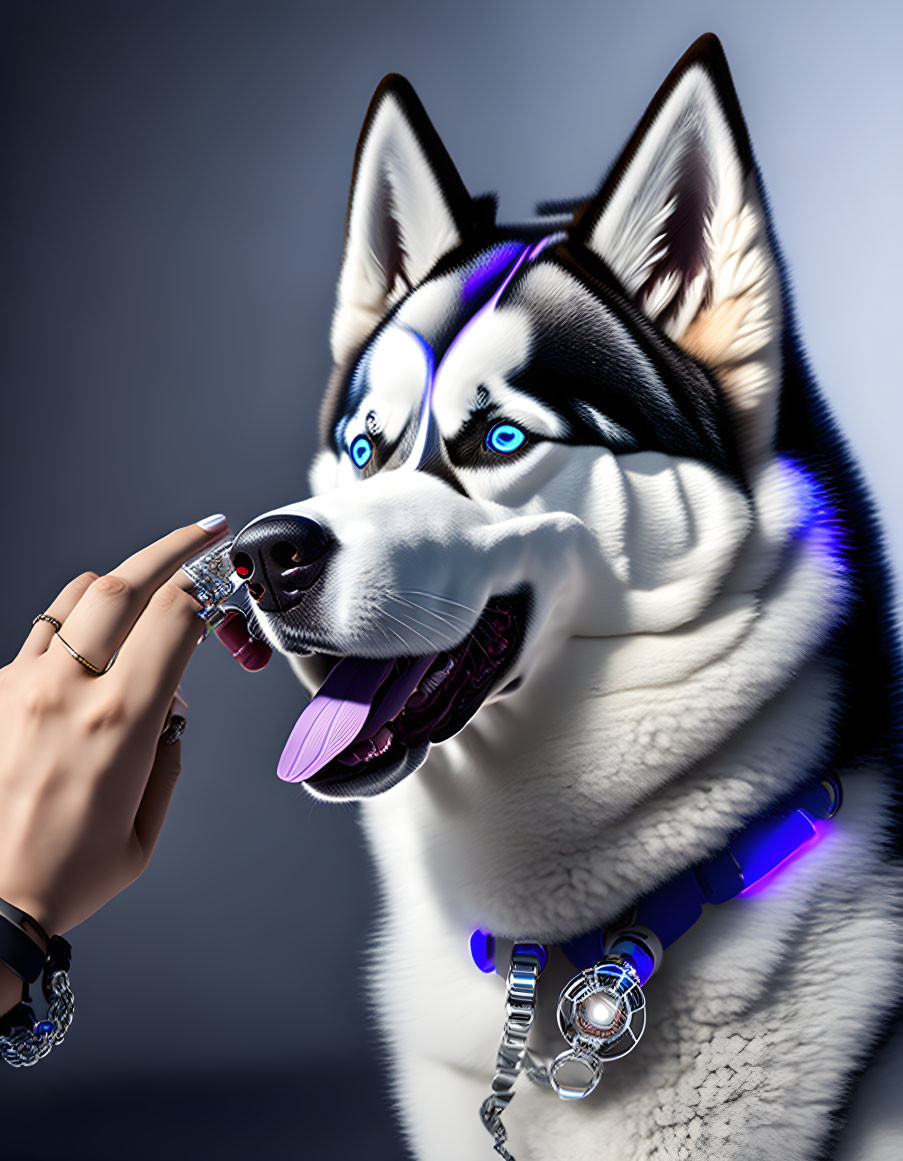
[0, 516, 229, 1012]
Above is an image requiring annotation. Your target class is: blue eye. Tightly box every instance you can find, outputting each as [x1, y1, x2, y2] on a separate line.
[486, 423, 526, 454]
[350, 435, 373, 468]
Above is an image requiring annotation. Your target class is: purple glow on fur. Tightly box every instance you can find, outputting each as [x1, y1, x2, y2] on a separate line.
[446, 234, 562, 380]
[526, 232, 562, 261]
[462, 244, 523, 303]
[408, 235, 560, 468]
[778, 456, 849, 568]
[483, 243, 531, 307]
[738, 816, 832, 898]
[435, 243, 532, 380]
[406, 330, 437, 468]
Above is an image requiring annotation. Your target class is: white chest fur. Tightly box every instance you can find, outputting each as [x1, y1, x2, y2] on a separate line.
[360, 767, 902, 1161]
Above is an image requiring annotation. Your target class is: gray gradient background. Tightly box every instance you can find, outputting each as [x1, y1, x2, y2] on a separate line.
[1, 0, 900, 1156]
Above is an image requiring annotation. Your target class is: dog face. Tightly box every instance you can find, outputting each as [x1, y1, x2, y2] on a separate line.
[233, 36, 785, 801]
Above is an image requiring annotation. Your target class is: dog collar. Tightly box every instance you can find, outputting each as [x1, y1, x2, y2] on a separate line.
[474, 774, 841, 1157]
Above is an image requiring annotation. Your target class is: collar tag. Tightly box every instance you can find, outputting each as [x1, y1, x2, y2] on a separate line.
[551, 955, 646, 1098]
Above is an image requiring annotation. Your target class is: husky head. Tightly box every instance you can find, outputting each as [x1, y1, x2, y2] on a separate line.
[231, 35, 852, 805]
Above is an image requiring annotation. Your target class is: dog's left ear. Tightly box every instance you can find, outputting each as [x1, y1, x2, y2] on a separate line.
[331, 75, 475, 367]
[571, 34, 783, 464]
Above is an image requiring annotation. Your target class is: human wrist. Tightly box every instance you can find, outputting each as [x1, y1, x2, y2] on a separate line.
[0, 959, 24, 1018]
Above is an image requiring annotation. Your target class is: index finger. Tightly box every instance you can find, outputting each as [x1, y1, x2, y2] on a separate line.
[107, 577, 212, 726]
[47, 515, 229, 677]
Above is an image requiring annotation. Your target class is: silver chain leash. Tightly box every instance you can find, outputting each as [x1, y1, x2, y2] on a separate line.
[479, 945, 545, 1160]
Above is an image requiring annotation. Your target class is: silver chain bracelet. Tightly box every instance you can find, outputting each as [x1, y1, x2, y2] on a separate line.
[0, 968, 75, 1067]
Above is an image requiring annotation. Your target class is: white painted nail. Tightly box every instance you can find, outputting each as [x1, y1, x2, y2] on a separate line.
[197, 513, 227, 532]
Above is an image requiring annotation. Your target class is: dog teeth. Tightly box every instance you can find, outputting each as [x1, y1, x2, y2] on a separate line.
[419, 657, 454, 696]
[338, 724, 394, 766]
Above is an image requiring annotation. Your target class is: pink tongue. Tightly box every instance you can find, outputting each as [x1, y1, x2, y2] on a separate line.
[277, 654, 435, 783]
[278, 658, 393, 783]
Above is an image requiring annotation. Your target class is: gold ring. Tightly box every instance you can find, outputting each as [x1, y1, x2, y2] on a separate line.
[32, 613, 63, 632]
[54, 632, 111, 676]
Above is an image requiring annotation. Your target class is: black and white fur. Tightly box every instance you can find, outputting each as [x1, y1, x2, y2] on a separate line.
[240, 35, 903, 1160]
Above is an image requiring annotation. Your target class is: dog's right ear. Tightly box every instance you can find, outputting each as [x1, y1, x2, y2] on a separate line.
[331, 76, 474, 366]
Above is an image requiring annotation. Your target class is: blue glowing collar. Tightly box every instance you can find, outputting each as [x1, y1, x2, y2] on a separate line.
[474, 774, 842, 1124]
[471, 774, 841, 984]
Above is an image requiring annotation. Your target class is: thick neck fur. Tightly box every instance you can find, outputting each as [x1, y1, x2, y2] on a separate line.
[360, 454, 851, 943]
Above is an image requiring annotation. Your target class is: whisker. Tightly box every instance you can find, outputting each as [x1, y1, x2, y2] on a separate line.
[398, 590, 481, 617]
[376, 624, 398, 655]
[391, 594, 470, 631]
[398, 609, 447, 639]
[379, 619, 412, 653]
[391, 594, 493, 664]
[381, 608, 442, 654]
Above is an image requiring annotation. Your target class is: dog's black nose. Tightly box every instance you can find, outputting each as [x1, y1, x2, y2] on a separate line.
[231, 514, 335, 613]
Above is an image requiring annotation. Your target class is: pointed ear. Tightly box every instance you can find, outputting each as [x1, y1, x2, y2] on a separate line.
[331, 75, 474, 365]
[571, 35, 783, 464]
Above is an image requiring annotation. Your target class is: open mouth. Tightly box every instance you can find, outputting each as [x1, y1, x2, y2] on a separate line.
[277, 590, 529, 799]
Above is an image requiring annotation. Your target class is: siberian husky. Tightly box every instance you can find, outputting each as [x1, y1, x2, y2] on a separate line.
[229, 34, 902, 1161]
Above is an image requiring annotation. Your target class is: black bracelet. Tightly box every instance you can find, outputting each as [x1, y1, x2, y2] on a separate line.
[0, 999, 36, 1038]
[0, 935, 72, 1023]
[0, 898, 50, 983]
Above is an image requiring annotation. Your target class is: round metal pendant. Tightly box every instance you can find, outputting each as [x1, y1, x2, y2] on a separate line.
[556, 958, 646, 1066]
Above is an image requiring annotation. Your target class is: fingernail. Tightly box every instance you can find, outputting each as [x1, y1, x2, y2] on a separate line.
[160, 715, 187, 745]
[197, 513, 228, 532]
